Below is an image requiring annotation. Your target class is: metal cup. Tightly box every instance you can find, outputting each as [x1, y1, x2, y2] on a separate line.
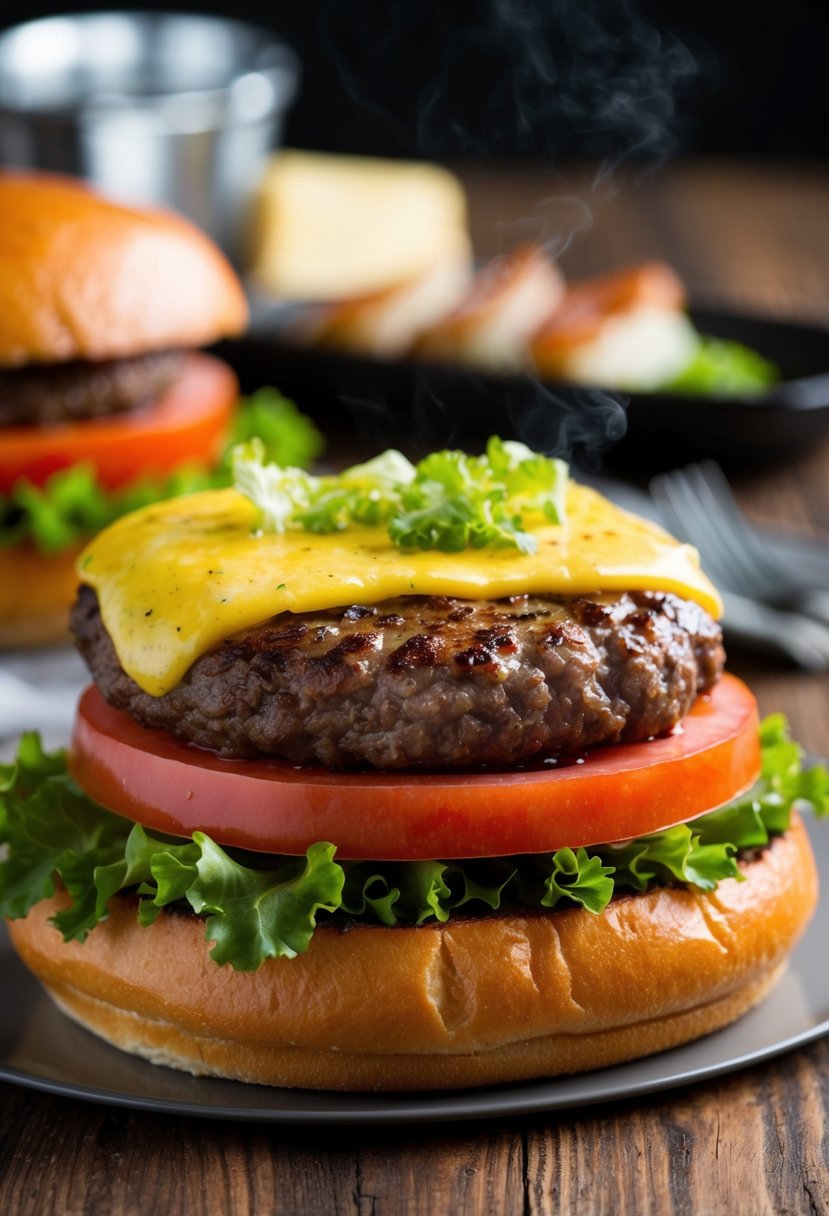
[0, 11, 298, 261]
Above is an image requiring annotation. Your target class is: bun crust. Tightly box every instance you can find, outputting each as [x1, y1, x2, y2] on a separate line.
[0, 544, 81, 647]
[7, 819, 818, 1091]
[0, 173, 247, 367]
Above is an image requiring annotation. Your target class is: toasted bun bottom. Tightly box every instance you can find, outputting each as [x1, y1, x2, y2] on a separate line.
[0, 545, 81, 647]
[7, 819, 818, 1092]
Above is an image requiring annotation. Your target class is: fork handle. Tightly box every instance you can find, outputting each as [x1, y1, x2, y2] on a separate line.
[722, 592, 829, 672]
[782, 588, 829, 628]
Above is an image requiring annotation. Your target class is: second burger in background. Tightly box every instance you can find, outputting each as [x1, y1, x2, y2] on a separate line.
[0, 171, 321, 647]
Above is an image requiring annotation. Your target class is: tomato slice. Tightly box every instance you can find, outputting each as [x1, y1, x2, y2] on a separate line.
[0, 354, 237, 493]
[70, 676, 761, 861]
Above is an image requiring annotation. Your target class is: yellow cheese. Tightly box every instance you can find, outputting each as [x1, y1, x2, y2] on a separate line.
[79, 485, 722, 698]
[249, 150, 470, 300]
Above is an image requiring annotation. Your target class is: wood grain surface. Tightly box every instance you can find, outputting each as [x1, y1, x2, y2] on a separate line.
[2, 161, 829, 1216]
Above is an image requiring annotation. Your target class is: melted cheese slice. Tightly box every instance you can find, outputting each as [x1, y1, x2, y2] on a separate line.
[78, 485, 722, 697]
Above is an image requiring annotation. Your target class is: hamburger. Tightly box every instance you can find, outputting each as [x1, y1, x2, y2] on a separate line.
[1, 438, 826, 1091]
[0, 171, 320, 648]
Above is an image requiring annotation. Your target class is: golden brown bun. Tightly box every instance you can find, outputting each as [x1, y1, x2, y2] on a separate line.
[0, 544, 81, 648]
[7, 819, 818, 1091]
[0, 173, 248, 367]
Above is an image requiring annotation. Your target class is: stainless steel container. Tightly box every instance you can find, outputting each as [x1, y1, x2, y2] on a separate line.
[0, 12, 298, 260]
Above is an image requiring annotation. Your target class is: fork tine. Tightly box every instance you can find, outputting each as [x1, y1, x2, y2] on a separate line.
[688, 463, 776, 578]
[651, 463, 772, 597]
[678, 464, 774, 592]
[650, 468, 737, 587]
[650, 462, 829, 628]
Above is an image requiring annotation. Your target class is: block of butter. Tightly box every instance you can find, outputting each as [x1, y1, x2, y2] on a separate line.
[249, 150, 470, 300]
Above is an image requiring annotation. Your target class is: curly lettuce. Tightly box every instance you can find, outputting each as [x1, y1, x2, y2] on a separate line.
[232, 435, 569, 555]
[666, 335, 778, 396]
[0, 388, 324, 555]
[0, 718, 825, 972]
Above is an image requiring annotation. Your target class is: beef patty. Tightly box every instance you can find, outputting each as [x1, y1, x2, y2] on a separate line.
[0, 351, 183, 427]
[72, 586, 724, 771]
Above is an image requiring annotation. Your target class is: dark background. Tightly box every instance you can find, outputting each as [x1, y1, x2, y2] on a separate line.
[1, 0, 826, 161]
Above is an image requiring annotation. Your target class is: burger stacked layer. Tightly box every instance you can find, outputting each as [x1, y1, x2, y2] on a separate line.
[2, 440, 826, 1091]
[0, 172, 320, 647]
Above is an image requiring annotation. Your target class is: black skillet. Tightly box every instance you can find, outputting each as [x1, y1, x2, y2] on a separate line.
[216, 308, 829, 471]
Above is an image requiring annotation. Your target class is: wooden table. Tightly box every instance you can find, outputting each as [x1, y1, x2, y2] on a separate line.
[2, 161, 829, 1216]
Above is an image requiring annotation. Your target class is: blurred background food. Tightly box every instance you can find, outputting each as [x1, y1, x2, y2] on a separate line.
[275, 232, 778, 397]
[0, 172, 320, 648]
[251, 151, 470, 301]
[0, 5, 823, 387]
[413, 246, 565, 371]
[0, 3, 821, 468]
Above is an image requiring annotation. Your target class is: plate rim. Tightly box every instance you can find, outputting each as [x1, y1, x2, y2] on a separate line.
[1, 1009, 828, 1126]
[2, 819, 828, 1126]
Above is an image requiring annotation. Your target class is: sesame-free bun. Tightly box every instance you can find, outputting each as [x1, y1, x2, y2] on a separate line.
[0, 544, 81, 648]
[0, 173, 248, 368]
[7, 819, 818, 1092]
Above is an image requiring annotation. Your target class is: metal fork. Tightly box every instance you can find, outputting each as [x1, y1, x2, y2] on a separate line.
[650, 460, 829, 627]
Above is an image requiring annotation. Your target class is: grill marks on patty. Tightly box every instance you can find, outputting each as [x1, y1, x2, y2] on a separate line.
[0, 351, 184, 427]
[71, 587, 725, 771]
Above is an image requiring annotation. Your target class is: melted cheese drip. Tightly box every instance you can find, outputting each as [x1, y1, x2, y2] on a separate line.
[78, 485, 722, 697]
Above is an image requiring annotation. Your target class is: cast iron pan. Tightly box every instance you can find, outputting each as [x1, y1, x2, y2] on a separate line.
[216, 308, 829, 470]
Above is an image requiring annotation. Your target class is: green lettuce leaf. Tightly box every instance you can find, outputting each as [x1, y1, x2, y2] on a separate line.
[0, 388, 323, 555]
[233, 435, 569, 555]
[0, 717, 824, 971]
[187, 836, 343, 968]
[0, 734, 128, 926]
[597, 826, 739, 893]
[340, 859, 515, 926]
[666, 335, 778, 396]
[516, 848, 615, 912]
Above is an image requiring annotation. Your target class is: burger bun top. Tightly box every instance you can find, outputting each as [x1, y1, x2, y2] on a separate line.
[0, 172, 248, 367]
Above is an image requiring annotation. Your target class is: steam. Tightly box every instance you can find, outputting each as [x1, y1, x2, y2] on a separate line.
[495, 192, 595, 264]
[509, 385, 627, 468]
[318, 0, 699, 164]
[315, 0, 698, 461]
[333, 374, 627, 469]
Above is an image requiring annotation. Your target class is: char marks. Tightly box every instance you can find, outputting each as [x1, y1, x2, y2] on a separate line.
[71, 587, 725, 770]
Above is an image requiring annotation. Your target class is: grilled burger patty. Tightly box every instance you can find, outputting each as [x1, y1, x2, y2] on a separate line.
[72, 586, 724, 770]
[0, 351, 184, 427]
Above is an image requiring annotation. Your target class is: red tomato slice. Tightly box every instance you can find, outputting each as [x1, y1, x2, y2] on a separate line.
[0, 353, 237, 493]
[70, 676, 761, 861]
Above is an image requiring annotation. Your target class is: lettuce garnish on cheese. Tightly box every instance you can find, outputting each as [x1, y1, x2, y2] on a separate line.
[77, 437, 722, 697]
[232, 435, 569, 554]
